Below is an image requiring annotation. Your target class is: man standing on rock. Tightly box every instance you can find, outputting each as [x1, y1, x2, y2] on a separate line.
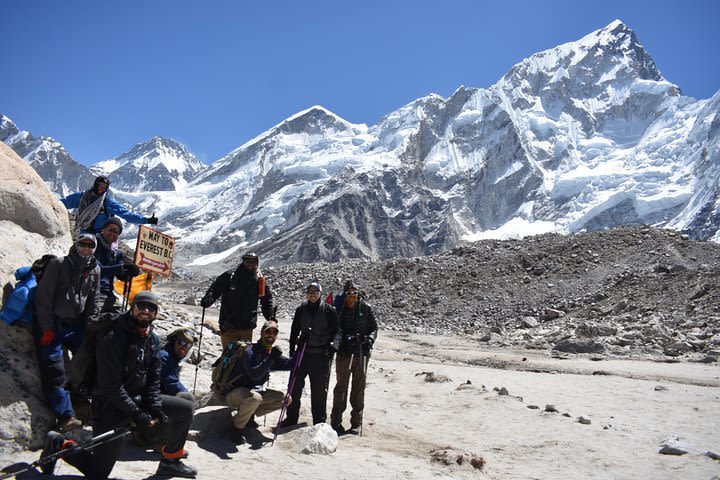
[330, 280, 378, 434]
[40, 291, 197, 479]
[282, 281, 341, 427]
[224, 320, 294, 444]
[60, 175, 158, 235]
[33, 233, 101, 433]
[200, 252, 274, 349]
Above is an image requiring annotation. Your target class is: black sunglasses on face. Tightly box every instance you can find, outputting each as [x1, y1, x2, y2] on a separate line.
[134, 301, 157, 312]
[176, 339, 193, 348]
[346, 290, 359, 297]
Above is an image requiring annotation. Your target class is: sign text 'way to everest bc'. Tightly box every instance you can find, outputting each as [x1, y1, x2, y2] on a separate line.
[134, 225, 175, 276]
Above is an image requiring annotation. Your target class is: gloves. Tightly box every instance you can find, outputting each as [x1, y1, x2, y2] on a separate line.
[330, 341, 339, 353]
[364, 336, 374, 348]
[124, 264, 141, 277]
[269, 346, 283, 361]
[146, 214, 158, 225]
[132, 411, 153, 430]
[40, 329, 55, 346]
[200, 296, 213, 308]
[148, 407, 169, 425]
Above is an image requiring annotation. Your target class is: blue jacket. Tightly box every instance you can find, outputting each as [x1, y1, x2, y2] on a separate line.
[61, 190, 147, 234]
[235, 342, 293, 388]
[0, 266, 36, 327]
[159, 343, 187, 395]
[93, 234, 128, 295]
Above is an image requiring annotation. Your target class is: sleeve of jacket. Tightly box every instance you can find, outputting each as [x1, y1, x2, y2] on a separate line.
[80, 267, 101, 325]
[60, 192, 82, 209]
[1, 284, 30, 323]
[96, 331, 140, 417]
[33, 259, 60, 332]
[271, 354, 295, 372]
[105, 195, 147, 225]
[289, 306, 301, 356]
[204, 270, 231, 303]
[159, 348, 186, 395]
[364, 302, 378, 343]
[260, 282, 273, 320]
[141, 335, 163, 412]
[327, 305, 342, 350]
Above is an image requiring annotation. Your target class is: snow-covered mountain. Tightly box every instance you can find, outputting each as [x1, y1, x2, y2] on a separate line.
[126, 19, 716, 269]
[0, 114, 95, 197]
[7, 20, 720, 270]
[91, 136, 206, 191]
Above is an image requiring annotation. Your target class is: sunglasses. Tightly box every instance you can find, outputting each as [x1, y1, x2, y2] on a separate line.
[346, 290, 359, 297]
[76, 242, 96, 249]
[134, 301, 158, 312]
[176, 339, 193, 348]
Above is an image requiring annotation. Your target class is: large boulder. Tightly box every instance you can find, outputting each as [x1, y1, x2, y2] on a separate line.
[0, 142, 72, 455]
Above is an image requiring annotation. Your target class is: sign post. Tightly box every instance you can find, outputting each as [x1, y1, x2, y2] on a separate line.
[134, 225, 175, 277]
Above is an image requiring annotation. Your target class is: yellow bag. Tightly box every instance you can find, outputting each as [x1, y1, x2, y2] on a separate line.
[114, 272, 154, 304]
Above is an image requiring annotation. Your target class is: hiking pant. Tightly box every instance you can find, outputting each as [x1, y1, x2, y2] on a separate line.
[220, 329, 252, 350]
[331, 353, 368, 429]
[67, 394, 194, 479]
[225, 386, 285, 429]
[285, 350, 331, 425]
[32, 320, 85, 421]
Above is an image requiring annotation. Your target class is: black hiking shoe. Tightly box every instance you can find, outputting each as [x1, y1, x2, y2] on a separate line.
[40, 431, 67, 475]
[58, 416, 82, 433]
[348, 425, 361, 435]
[156, 459, 197, 478]
[230, 428, 246, 445]
[279, 419, 297, 428]
[332, 424, 346, 434]
[245, 416, 259, 429]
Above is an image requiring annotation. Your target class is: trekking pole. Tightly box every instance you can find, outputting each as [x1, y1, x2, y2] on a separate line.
[121, 278, 131, 311]
[360, 355, 369, 437]
[0, 428, 132, 480]
[192, 307, 206, 396]
[272, 340, 308, 446]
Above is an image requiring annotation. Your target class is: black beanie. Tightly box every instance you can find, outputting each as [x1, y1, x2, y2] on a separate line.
[103, 216, 123, 233]
[93, 175, 110, 193]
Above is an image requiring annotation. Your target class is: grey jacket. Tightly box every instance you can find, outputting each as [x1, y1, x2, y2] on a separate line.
[34, 246, 101, 332]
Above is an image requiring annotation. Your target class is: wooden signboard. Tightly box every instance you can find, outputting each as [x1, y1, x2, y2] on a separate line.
[134, 225, 175, 277]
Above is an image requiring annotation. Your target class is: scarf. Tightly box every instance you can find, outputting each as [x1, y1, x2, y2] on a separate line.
[76, 189, 107, 233]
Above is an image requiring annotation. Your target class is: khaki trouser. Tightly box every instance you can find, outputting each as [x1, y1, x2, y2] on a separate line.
[225, 386, 286, 429]
[330, 353, 368, 429]
[220, 329, 253, 350]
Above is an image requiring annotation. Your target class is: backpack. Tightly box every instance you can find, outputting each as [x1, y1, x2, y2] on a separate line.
[0, 254, 56, 327]
[211, 340, 251, 393]
[69, 311, 122, 394]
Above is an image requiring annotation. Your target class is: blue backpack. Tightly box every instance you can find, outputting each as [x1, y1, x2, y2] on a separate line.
[0, 255, 56, 327]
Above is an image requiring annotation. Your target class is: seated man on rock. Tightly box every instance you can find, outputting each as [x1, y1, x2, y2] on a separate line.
[160, 327, 198, 403]
[224, 320, 294, 444]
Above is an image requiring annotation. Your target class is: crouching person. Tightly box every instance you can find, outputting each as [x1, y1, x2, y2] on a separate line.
[40, 291, 197, 479]
[224, 320, 293, 444]
[161, 327, 198, 403]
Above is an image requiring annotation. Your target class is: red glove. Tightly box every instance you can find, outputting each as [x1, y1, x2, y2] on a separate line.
[40, 329, 55, 346]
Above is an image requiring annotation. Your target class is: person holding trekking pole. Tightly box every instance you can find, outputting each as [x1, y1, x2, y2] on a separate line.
[330, 280, 378, 435]
[38, 291, 197, 479]
[281, 281, 341, 428]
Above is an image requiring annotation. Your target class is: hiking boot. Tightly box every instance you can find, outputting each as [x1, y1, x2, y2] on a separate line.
[40, 431, 69, 475]
[230, 428, 246, 445]
[245, 416, 259, 429]
[279, 419, 297, 429]
[153, 444, 189, 458]
[58, 416, 82, 433]
[348, 425, 361, 435]
[332, 424, 346, 434]
[156, 458, 197, 478]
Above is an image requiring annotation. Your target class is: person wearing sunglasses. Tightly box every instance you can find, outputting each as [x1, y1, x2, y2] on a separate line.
[330, 280, 378, 435]
[93, 217, 142, 313]
[41, 291, 198, 479]
[200, 252, 274, 349]
[160, 328, 198, 403]
[33, 233, 101, 434]
[60, 175, 159, 235]
[282, 281, 341, 428]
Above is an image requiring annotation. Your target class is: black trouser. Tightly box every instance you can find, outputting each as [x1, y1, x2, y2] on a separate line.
[285, 350, 331, 425]
[66, 395, 194, 479]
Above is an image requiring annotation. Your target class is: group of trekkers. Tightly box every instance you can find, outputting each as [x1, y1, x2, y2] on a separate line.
[0, 176, 378, 479]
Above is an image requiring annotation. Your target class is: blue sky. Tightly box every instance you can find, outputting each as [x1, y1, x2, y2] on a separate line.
[2, 0, 718, 166]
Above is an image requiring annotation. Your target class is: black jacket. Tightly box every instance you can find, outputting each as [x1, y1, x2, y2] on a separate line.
[92, 312, 161, 425]
[289, 301, 341, 356]
[336, 299, 378, 355]
[204, 265, 273, 332]
[232, 342, 294, 388]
